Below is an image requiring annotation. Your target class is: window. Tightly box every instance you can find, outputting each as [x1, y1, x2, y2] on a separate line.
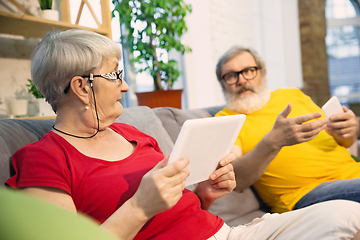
[325, 0, 360, 111]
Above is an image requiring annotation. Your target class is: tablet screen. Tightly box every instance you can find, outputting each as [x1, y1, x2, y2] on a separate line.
[168, 114, 246, 186]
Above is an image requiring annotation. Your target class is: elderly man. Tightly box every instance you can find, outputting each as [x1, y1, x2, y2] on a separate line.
[215, 45, 360, 213]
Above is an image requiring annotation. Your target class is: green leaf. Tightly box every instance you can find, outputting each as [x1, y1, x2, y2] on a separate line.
[112, 0, 192, 89]
[26, 79, 44, 98]
[38, 0, 52, 10]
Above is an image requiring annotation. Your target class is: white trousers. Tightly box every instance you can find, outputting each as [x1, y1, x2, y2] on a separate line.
[208, 200, 360, 240]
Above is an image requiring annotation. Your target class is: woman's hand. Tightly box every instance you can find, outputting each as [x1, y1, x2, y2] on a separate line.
[326, 106, 359, 148]
[130, 156, 190, 220]
[193, 152, 236, 210]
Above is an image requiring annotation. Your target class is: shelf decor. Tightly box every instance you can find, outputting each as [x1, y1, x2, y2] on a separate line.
[38, 0, 58, 21]
[9, 99, 28, 117]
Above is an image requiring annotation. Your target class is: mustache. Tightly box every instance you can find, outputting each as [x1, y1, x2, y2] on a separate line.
[234, 85, 256, 95]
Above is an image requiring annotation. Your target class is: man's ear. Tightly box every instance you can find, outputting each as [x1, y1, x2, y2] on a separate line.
[262, 68, 267, 76]
[69, 76, 92, 104]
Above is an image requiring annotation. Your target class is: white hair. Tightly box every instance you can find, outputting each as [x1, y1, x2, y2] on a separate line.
[31, 29, 122, 112]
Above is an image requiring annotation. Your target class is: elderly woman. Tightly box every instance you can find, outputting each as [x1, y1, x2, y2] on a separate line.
[5, 29, 360, 240]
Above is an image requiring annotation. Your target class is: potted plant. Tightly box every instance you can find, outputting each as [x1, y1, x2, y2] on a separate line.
[26, 79, 55, 116]
[112, 0, 192, 108]
[38, 0, 59, 21]
[26, 79, 44, 99]
[8, 99, 28, 117]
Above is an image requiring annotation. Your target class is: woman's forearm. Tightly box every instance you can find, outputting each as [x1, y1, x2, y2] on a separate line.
[101, 199, 150, 240]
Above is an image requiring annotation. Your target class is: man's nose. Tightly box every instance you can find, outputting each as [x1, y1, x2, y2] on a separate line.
[237, 74, 248, 85]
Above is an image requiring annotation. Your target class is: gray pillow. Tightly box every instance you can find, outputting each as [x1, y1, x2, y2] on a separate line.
[115, 106, 174, 155]
[153, 107, 213, 143]
[208, 189, 262, 226]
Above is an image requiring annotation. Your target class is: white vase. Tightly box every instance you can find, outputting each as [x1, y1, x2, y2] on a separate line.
[9, 100, 28, 117]
[41, 9, 59, 21]
[38, 98, 55, 117]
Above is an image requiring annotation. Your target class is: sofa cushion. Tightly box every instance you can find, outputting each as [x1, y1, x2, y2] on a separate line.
[203, 105, 226, 117]
[116, 106, 174, 154]
[153, 107, 214, 143]
[208, 189, 264, 226]
[153, 106, 225, 143]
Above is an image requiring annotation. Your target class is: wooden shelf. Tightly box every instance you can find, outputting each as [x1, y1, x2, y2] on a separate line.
[16, 115, 56, 120]
[0, 11, 110, 39]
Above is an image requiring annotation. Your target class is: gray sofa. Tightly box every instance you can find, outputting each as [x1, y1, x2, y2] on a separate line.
[0, 106, 267, 226]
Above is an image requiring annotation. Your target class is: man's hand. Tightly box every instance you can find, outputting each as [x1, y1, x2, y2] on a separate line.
[326, 106, 359, 148]
[193, 152, 236, 210]
[267, 103, 328, 149]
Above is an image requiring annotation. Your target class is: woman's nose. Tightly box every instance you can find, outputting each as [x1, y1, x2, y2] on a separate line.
[121, 80, 129, 92]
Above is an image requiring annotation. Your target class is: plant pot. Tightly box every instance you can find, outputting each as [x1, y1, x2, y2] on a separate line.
[135, 89, 183, 109]
[9, 99, 28, 117]
[38, 98, 55, 116]
[41, 9, 59, 21]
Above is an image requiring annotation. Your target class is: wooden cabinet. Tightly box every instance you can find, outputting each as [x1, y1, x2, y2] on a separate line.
[0, 0, 112, 39]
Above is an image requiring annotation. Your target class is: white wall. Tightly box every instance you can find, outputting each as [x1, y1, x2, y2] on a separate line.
[183, 0, 303, 109]
[0, 0, 303, 116]
[257, 0, 303, 91]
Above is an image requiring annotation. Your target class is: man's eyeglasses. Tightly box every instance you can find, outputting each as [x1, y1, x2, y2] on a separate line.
[64, 70, 123, 94]
[222, 66, 260, 85]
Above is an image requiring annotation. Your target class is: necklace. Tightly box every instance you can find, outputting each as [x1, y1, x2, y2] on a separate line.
[52, 125, 99, 139]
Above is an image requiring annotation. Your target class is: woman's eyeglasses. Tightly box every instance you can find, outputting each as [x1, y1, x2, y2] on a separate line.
[64, 70, 124, 94]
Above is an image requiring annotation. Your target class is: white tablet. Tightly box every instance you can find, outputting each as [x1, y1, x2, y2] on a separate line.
[168, 114, 246, 186]
[321, 96, 343, 119]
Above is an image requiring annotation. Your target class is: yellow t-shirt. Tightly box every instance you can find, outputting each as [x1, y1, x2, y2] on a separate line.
[216, 88, 360, 213]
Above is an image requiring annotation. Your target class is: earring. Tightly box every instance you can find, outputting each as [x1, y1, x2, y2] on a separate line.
[85, 105, 89, 110]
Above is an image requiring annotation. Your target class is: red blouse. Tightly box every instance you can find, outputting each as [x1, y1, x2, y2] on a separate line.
[6, 123, 223, 239]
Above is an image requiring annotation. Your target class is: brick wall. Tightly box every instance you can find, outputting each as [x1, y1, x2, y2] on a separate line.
[298, 0, 330, 106]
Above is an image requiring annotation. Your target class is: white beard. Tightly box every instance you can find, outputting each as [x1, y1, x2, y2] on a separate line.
[225, 78, 271, 114]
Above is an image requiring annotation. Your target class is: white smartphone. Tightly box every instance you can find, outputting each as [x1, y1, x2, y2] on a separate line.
[321, 96, 343, 119]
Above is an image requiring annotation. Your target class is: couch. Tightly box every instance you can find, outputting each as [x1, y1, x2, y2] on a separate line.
[0, 106, 268, 227]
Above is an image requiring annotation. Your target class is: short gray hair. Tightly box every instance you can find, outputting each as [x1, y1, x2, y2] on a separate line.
[215, 46, 266, 82]
[31, 29, 122, 111]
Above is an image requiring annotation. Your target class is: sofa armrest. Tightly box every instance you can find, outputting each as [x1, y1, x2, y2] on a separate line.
[0, 119, 55, 185]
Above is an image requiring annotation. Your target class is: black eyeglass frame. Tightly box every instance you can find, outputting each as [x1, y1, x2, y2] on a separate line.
[221, 66, 261, 85]
[64, 70, 124, 94]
